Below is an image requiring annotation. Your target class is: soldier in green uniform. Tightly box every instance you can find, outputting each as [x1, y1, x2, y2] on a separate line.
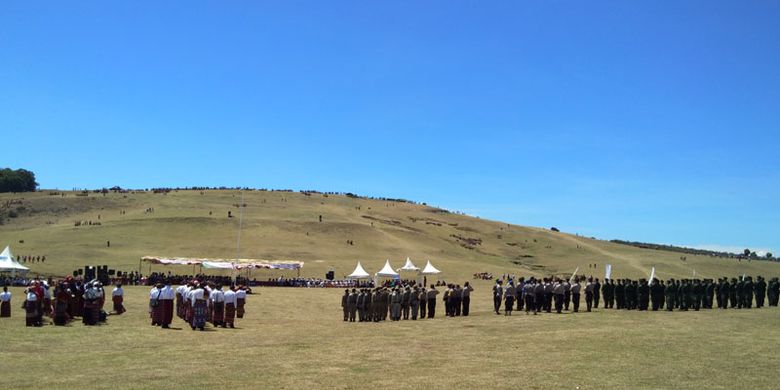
[615, 279, 625, 309]
[347, 288, 358, 322]
[755, 276, 766, 308]
[401, 286, 411, 320]
[418, 287, 427, 319]
[665, 279, 676, 311]
[729, 278, 739, 308]
[410, 286, 420, 320]
[341, 289, 349, 321]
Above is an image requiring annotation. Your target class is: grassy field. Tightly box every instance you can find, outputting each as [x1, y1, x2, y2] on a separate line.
[1, 283, 779, 389]
[2, 189, 779, 281]
[2, 189, 780, 389]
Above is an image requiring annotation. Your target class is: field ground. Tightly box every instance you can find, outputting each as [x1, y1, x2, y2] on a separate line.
[2, 190, 780, 389]
[1, 283, 779, 390]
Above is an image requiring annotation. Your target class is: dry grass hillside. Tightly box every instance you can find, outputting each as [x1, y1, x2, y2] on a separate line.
[2, 189, 778, 281]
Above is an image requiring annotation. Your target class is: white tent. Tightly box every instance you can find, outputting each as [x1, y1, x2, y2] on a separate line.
[0, 246, 29, 276]
[420, 260, 441, 275]
[347, 261, 371, 279]
[398, 257, 419, 271]
[375, 259, 399, 277]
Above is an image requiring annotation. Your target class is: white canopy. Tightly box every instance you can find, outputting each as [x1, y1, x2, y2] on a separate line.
[0, 246, 29, 275]
[398, 257, 419, 271]
[420, 260, 441, 275]
[347, 261, 371, 279]
[375, 259, 399, 277]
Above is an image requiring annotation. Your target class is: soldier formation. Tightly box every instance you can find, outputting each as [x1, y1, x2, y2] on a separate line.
[340, 282, 475, 322]
[492, 275, 780, 315]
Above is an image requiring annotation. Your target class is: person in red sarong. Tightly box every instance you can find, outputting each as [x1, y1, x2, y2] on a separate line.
[210, 284, 225, 327]
[159, 280, 175, 328]
[112, 283, 126, 315]
[223, 286, 236, 328]
[236, 286, 247, 318]
[149, 283, 163, 326]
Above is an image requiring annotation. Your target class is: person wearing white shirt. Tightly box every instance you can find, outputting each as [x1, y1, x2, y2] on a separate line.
[209, 285, 226, 327]
[25, 284, 41, 327]
[223, 287, 237, 328]
[159, 282, 175, 328]
[235, 287, 247, 318]
[189, 284, 207, 331]
[175, 284, 186, 319]
[149, 284, 162, 326]
[0, 286, 11, 317]
[112, 284, 126, 315]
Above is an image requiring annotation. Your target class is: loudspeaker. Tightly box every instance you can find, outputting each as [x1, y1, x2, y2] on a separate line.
[326, 271, 335, 280]
[73, 270, 79, 277]
[84, 266, 95, 281]
[77, 269, 83, 275]
[108, 269, 115, 276]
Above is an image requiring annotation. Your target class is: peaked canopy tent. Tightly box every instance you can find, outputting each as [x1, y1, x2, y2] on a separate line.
[374, 259, 400, 286]
[0, 246, 29, 277]
[398, 257, 419, 272]
[421, 260, 441, 275]
[346, 261, 371, 280]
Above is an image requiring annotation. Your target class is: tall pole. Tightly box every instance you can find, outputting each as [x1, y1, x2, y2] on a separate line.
[234, 191, 245, 283]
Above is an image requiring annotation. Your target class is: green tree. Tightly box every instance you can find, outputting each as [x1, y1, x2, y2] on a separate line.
[766, 252, 773, 259]
[0, 168, 38, 192]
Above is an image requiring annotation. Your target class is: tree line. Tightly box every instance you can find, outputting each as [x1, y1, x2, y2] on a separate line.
[0, 168, 38, 193]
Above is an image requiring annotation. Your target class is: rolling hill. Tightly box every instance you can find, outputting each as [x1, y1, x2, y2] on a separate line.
[1, 189, 778, 281]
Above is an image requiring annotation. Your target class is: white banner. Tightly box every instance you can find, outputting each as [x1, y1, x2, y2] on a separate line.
[648, 266, 655, 285]
[605, 264, 612, 280]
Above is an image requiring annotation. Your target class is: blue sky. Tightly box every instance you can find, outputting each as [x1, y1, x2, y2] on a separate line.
[1, 2, 778, 254]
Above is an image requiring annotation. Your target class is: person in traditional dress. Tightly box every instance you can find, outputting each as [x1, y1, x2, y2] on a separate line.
[184, 282, 194, 324]
[149, 283, 163, 326]
[82, 281, 102, 325]
[223, 285, 237, 328]
[159, 280, 175, 328]
[112, 283, 126, 315]
[175, 283, 187, 319]
[1, 286, 12, 318]
[209, 284, 225, 328]
[53, 281, 71, 325]
[42, 282, 53, 318]
[235, 286, 247, 318]
[190, 283, 208, 331]
[25, 283, 41, 326]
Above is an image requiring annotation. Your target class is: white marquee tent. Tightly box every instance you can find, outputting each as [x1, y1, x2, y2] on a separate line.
[0, 246, 29, 276]
[398, 257, 419, 271]
[420, 260, 441, 275]
[347, 261, 371, 279]
[375, 259, 399, 278]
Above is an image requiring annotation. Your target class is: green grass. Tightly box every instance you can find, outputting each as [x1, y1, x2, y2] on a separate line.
[1, 283, 778, 389]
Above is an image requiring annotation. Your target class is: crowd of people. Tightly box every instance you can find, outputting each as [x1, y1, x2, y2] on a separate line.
[491, 275, 780, 315]
[0, 277, 127, 326]
[147, 279, 250, 331]
[340, 282, 475, 322]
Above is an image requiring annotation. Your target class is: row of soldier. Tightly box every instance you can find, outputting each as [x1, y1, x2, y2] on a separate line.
[340, 282, 476, 322]
[493, 275, 780, 315]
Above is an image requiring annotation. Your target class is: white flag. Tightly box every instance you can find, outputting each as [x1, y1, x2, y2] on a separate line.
[605, 264, 612, 280]
[569, 267, 579, 284]
[648, 267, 655, 285]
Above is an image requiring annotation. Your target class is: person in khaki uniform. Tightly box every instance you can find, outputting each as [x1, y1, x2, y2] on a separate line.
[426, 285, 439, 318]
[401, 286, 411, 320]
[341, 289, 349, 321]
[410, 286, 420, 320]
[418, 287, 427, 319]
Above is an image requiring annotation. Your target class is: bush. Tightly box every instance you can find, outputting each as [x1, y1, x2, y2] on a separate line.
[8, 210, 18, 218]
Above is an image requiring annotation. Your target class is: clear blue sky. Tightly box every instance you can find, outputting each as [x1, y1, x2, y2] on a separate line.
[1, 2, 778, 254]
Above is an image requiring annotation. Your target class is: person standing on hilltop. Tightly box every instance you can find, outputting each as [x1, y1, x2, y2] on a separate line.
[0, 286, 11, 317]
